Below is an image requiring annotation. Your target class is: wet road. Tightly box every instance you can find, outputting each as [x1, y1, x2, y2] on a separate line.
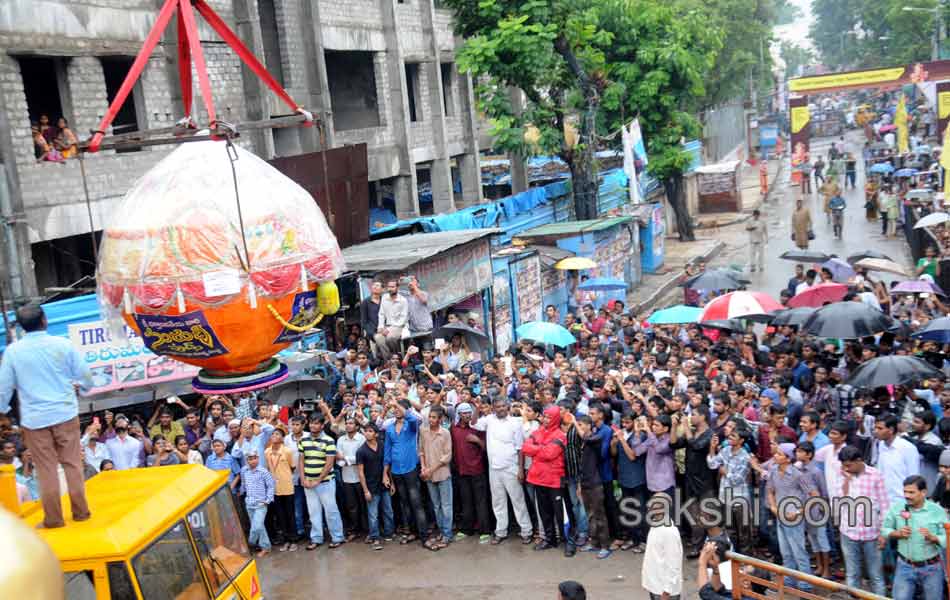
[258, 536, 697, 599]
[739, 132, 912, 294]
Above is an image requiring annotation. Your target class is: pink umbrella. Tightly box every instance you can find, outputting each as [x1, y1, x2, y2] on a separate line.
[891, 280, 946, 296]
[879, 124, 897, 133]
[787, 282, 848, 308]
[700, 291, 783, 322]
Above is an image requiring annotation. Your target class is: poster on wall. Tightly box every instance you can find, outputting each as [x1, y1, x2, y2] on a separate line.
[69, 321, 199, 395]
[406, 239, 493, 311]
[492, 273, 513, 353]
[511, 255, 542, 326]
[652, 203, 665, 264]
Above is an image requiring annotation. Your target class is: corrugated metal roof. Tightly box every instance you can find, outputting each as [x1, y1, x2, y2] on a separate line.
[515, 216, 632, 239]
[342, 228, 500, 273]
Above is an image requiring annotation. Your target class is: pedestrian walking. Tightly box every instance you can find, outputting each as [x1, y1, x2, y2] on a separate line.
[791, 198, 812, 250]
[0, 304, 94, 529]
[241, 449, 275, 557]
[746, 209, 767, 272]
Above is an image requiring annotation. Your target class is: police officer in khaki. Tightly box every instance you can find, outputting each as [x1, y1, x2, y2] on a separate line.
[746, 209, 768, 272]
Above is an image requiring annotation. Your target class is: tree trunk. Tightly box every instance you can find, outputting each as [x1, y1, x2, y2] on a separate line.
[554, 35, 599, 221]
[663, 174, 695, 241]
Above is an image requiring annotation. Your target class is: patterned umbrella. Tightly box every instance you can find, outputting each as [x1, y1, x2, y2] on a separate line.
[699, 291, 783, 323]
[891, 280, 946, 296]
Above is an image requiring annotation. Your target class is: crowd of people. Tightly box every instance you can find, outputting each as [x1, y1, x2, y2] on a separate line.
[6, 259, 950, 598]
[31, 113, 79, 163]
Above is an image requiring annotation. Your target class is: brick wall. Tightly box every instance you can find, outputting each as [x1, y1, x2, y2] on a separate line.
[65, 57, 109, 139]
[433, 8, 456, 51]
[395, 4, 427, 57]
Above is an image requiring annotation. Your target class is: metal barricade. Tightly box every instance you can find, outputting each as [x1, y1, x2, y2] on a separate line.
[725, 551, 890, 600]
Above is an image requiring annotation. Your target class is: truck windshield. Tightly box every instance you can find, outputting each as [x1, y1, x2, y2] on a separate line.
[187, 485, 251, 595]
[132, 521, 210, 600]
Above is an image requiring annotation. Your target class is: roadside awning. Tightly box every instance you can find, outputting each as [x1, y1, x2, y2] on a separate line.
[342, 228, 500, 274]
[513, 216, 632, 243]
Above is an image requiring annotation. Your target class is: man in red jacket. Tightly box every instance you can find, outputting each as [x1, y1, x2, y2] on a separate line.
[523, 405, 570, 553]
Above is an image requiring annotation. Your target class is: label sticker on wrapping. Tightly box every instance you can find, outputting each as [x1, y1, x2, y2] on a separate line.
[134, 311, 229, 358]
[202, 269, 242, 298]
[274, 291, 318, 344]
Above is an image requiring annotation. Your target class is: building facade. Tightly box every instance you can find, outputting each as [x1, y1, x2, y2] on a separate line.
[0, 0, 482, 299]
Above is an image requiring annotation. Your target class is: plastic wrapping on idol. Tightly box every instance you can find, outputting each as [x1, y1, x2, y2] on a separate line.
[96, 139, 344, 392]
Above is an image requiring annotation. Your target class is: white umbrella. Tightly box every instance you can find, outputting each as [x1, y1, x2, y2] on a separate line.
[913, 212, 950, 229]
[906, 189, 934, 201]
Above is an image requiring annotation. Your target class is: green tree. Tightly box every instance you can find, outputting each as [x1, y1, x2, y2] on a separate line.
[444, 0, 718, 240]
[596, 0, 720, 240]
[442, 0, 609, 220]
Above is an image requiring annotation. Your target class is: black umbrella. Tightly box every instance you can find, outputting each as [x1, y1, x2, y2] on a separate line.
[801, 302, 897, 339]
[432, 321, 489, 350]
[846, 250, 893, 265]
[266, 376, 330, 406]
[699, 319, 747, 332]
[769, 307, 817, 327]
[846, 355, 945, 388]
[681, 269, 748, 290]
[779, 250, 833, 263]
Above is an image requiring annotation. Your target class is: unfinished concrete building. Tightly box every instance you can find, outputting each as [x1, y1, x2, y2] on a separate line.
[0, 0, 482, 299]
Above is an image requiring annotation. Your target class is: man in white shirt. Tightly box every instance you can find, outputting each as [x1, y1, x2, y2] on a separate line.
[795, 269, 817, 296]
[814, 421, 849, 501]
[641, 495, 683, 600]
[80, 423, 112, 473]
[105, 416, 143, 470]
[873, 414, 920, 503]
[336, 416, 366, 540]
[472, 398, 534, 543]
[375, 279, 409, 360]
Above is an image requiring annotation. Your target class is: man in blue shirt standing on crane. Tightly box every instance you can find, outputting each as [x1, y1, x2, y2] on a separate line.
[0, 304, 94, 528]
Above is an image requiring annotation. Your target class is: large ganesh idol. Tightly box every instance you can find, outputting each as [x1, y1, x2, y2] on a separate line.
[97, 140, 344, 394]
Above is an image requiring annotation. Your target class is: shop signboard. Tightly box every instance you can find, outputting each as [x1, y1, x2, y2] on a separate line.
[407, 239, 493, 311]
[69, 320, 199, 395]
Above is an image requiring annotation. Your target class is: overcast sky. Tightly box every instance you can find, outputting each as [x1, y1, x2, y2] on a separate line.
[774, 0, 814, 49]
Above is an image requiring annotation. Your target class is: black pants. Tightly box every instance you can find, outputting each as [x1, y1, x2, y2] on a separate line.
[621, 485, 649, 543]
[601, 481, 621, 541]
[392, 468, 429, 539]
[266, 494, 296, 543]
[535, 484, 567, 545]
[457, 472, 492, 535]
[583, 484, 610, 549]
[846, 171, 856, 188]
[340, 481, 365, 535]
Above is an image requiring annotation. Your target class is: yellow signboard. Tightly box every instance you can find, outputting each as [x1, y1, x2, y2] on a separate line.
[788, 67, 905, 93]
[940, 91, 950, 119]
[791, 106, 810, 134]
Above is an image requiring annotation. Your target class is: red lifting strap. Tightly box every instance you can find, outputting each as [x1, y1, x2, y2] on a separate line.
[88, 0, 310, 153]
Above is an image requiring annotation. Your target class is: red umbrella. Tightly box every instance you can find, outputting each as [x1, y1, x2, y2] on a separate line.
[787, 282, 848, 308]
[700, 291, 783, 322]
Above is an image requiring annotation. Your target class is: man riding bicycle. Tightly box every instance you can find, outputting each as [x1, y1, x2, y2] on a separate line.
[829, 194, 846, 239]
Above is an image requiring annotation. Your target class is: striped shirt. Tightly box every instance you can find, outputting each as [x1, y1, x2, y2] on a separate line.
[299, 432, 336, 480]
[838, 465, 890, 542]
[205, 452, 240, 483]
[240, 465, 275, 505]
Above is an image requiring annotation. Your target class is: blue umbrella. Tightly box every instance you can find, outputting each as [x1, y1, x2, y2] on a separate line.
[647, 305, 703, 325]
[911, 317, 950, 344]
[578, 277, 629, 291]
[515, 321, 576, 347]
[868, 163, 894, 175]
[894, 168, 919, 178]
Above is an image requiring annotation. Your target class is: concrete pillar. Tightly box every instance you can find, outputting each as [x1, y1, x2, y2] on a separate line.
[421, 1, 454, 214]
[380, 0, 418, 215]
[233, 0, 275, 157]
[300, 0, 335, 154]
[456, 67, 483, 206]
[393, 174, 418, 219]
[64, 57, 109, 139]
[456, 153, 481, 207]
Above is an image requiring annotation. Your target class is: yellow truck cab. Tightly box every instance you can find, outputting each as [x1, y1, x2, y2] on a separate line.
[10, 464, 262, 600]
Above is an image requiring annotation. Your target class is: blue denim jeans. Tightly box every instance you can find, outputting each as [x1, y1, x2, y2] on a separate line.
[893, 557, 945, 600]
[564, 476, 589, 539]
[839, 535, 885, 595]
[304, 478, 345, 544]
[246, 501, 271, 550]
[293, 484, 307, 538]
[366, 491, 394, 539]
[427, 477, 454, 540]
[776, 521, 812, 591]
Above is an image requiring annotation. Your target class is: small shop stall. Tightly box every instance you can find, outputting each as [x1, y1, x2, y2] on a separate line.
[696, 161, 742, 213]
